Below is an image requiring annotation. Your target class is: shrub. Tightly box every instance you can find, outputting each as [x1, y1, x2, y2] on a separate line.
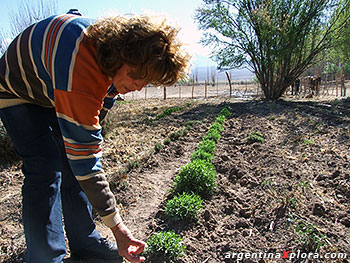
[165, 193, 203, 223]
[173, 159, 217, 197]
[247, 131, 264, 144]
[190, 148, 214, 162]
[144, 231, 186, 262]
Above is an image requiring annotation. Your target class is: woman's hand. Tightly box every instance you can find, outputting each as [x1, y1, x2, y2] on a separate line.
[111, 222, 146, 262]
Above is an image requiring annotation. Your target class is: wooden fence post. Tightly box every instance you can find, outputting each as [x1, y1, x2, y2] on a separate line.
[192, 80, 194, 99]
[163, 86, 167, 100]
[216, 78, 219, 97]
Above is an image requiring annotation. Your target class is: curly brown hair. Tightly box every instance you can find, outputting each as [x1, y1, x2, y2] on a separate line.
[87, 15, 190, 86]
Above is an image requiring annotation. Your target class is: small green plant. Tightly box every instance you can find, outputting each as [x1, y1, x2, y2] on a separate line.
[303, 138, 315, 145]
[168, 129, 183, 141]
[261, 178, 276, 189]
[173, 159, 217, 198]
[279, 195, 298, 209]
[296, 222, 327, 252]
[154, 142, 163, 153]
[190, 148, 214, 162]
[144, 231, 186, 262]
[163, 137, 171, 145]
[298, 180, 311, 189]
[165, 193, 203, 222]
[215, 115, 226, 125]
[298, 180, 311, 193]
[125, 160, 140, 173]
[203, 129, 221, 143]
[196, 139, 216, 155]
[209, 122, 225, 133]
[184, 120, 197, 128]
[156, 107, 182, 119]
[247, 131, 265, 144]
[218, 107, 231, 118]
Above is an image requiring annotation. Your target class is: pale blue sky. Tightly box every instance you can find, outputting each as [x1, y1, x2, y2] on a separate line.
[0, 0, 215, 67]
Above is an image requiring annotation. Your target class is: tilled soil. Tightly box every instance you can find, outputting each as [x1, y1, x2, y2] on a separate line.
[1, 97, 349, 263]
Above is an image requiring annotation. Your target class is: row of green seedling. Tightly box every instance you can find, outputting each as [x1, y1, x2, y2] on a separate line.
[144, 107, 231, 261]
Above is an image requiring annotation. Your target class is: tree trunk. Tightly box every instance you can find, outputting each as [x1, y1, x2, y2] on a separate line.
[341, 66, 346, 97]
[225, 72, 232, 98]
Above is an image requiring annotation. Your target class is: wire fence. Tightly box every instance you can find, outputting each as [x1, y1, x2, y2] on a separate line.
[120, 79, 350, 101]
[122, 81, 259, 101]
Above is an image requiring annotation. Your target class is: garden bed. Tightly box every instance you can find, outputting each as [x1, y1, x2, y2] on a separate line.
[0, 97, 349, 262]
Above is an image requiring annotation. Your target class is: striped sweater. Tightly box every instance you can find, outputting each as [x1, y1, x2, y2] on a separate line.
[0, 14, 121, 227]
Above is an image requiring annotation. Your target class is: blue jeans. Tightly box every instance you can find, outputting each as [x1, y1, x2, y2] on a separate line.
[0, 103, 102, 263]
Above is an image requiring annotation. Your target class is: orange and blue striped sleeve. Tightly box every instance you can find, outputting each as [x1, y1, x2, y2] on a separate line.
[50, 17, 122, 227]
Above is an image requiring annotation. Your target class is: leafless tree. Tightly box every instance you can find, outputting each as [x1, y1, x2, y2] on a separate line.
[0, 0, 57, 56]
[0, 29, 9, 56]
[9, 0, 58, 37]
